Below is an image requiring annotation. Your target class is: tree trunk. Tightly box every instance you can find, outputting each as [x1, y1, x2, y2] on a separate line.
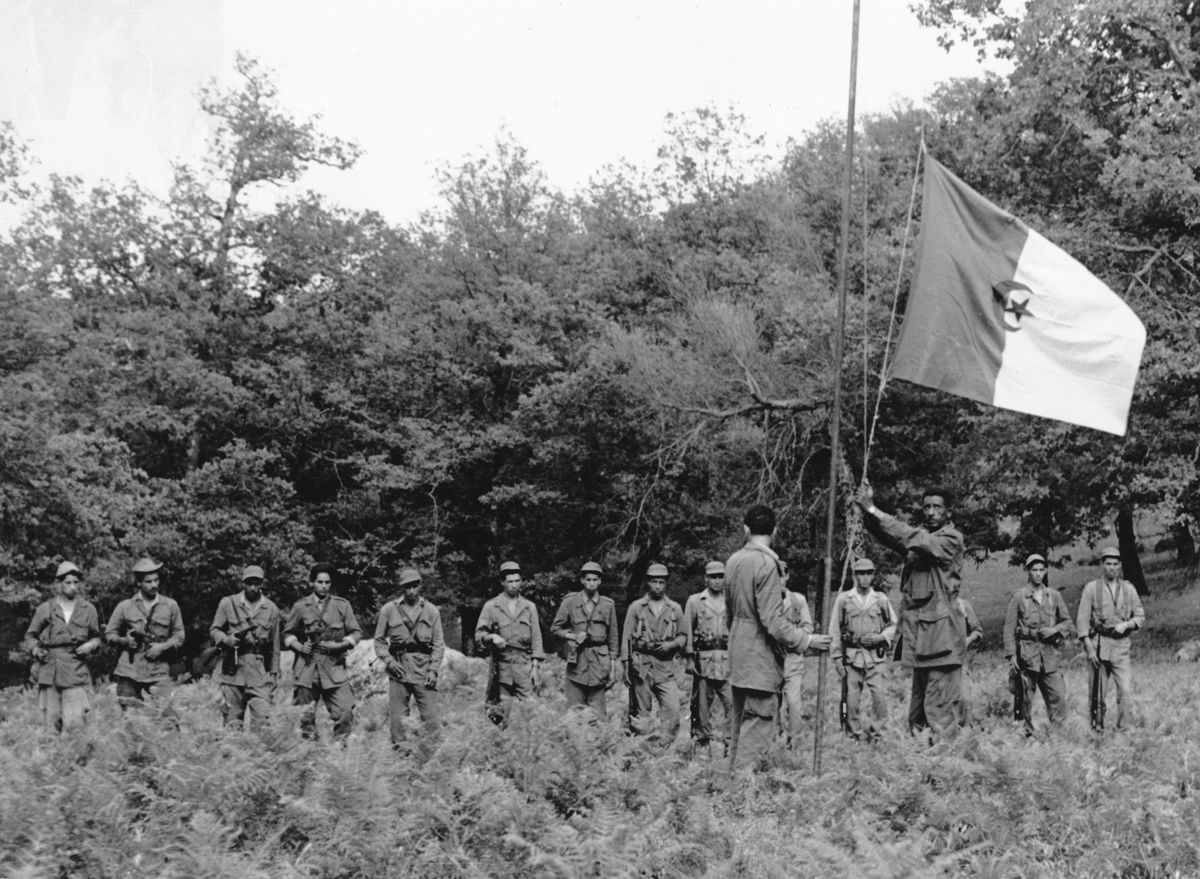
[1116, 506, 1149, 596]
[1173, 518, 1195, 568]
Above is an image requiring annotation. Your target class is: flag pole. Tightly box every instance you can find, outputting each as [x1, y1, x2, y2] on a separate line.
[813, 0, 860, 777]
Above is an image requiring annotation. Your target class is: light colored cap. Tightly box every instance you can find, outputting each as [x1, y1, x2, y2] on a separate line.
[646, 563, 669, 579]
[241, 565, 266, 581]
[55, 561, 82, 579]
[499, 560, 521, 575]
[705, 561, 725, 576]
[1099, 546, 1121, 561]
[852, 558, 876, 573]
[580, 561, 603, 575]
[1024, 553, 1047, 569]
[398, 568, 422, 587]
[132, 558, 162, 575]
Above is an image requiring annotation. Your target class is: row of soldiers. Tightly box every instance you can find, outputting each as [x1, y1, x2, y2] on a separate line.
[21, 488, 1146, 767]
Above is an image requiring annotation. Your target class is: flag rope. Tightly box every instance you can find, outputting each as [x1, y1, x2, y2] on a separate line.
[860, 134, 925, 480]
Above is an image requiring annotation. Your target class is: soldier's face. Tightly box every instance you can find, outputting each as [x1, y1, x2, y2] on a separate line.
[402, 583, 421, 603]
[854, 571, 874, 592]
[137, 573, 159, 597]
[502, 574, 522, 597]
[1102, 558, 1121, 579]
[581, 573, 601, 595]
[647, 577, 667, 598]
[58, 574, 81, 599]
[1027, 564, 1047, 586]
[243, 578, 263, 600]
[706, 573, 724, 593]
[921, 495, 948, 529]
[312, 572, 332, 599]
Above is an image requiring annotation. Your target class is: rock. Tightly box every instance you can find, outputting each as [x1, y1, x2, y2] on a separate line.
[1173, 639, 1200, 663]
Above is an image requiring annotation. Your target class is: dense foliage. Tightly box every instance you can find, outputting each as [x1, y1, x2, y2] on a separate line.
[4, 3, 1200, 664]
[1, 645, 1198, 878]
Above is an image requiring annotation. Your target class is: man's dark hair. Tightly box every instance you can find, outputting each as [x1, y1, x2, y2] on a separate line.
[921, 486, 954, 508]
[309, 563, 335, 582]
[744, 504, 776, 536]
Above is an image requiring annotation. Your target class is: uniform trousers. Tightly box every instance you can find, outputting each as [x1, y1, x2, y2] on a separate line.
[294, 682, 355, 740]
[564, 679, 608, 718]
[38, 685, 90, 732]
[908, 666, 962, 739]
[729, 687, 779, 772]
[628, 675, 680, 743]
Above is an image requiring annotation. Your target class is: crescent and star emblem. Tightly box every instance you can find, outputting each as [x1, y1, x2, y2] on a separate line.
[992, 280, 1035, 332]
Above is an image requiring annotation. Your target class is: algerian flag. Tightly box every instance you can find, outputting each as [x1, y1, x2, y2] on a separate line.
[890, 154, 1145, 436]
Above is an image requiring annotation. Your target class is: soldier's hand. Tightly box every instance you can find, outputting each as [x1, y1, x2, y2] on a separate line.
[622, 664, 630, 687]
[425, 672, 438, 690]
[860, 633, 883, 647]
[531, 663, 542, 692]
[1083, 644, 1098, 666]
[1112, 620, 1130, 635]
[1008, 655, 1020, 672]
[1037, 626, 1059, 641]
[855, 481, 874, 510]
[74, 641, 96, 657]
[386, 658, 404, 678]
[30, 645, 47, 662]
[835, 663, 846, 679]
[491, 635, 507, 650]
[965, 631, 982, 648]
[808, 633, 832, 652]
[318, 640, 343, 652]
[145, 643, 167, 660]
[294, 641, 313, 656]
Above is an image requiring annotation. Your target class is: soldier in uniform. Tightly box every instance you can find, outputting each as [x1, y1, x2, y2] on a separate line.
[683, 560, 731, 748]
[375, 567, 445, 745]
[857, 483, 966, 740]
[23, 561, 103, 732]
[210, 565, 281, 729]
[622, 562, 685, 744]
[283, 562, 362, 741]
[829, 558, 896, 742]
[475, 561, 544, 724]
[778, 559, 816, 748]
[105, 558, 185, 708]
[726, 506, 830, 772]
[551, 561, 619, 718]
[1077, 546, 1145, 731]
[1003, 553, 1073, 736]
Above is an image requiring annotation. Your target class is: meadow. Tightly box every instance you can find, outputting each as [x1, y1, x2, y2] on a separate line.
[3, 559, 1198, 878]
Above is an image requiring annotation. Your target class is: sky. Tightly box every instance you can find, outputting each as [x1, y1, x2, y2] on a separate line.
[0, 0, 998, 224]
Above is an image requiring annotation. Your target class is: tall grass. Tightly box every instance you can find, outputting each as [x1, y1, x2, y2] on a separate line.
[1, 647, 1197, 878]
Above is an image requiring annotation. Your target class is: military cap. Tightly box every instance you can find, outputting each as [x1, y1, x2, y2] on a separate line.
[398, 568, 422, 587]
[852, 558, 876, 573]
[580, 561, 603, 575]
[55, 561, 82, 579]
[1100, 546, 1122, 561]
[131, 558, 162, 575]
[241, 565, 265, 581]
[705, 561, 725, 576]
[646, 563, 669, 578]
[1024, 553, 1047, 569]
[499, 560, 521, 575]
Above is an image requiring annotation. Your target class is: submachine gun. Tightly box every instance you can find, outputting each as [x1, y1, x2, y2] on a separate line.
[221, 616, 272, 677]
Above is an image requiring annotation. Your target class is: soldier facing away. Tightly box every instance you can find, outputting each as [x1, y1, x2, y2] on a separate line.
[622, 563, 686, 744]
[829, 557, 896, 743]
[283, 563, 362, 742]
[210, 565, 281, 730]
[551, 561, 620, 719]
[375, 567, 445, 746]
[1003, 553, 1074, 736]
[105, 558, 185, 709]
[684, 560, 732, 748]
[1077, 546, 1144, 731]
[23, 561, 103, 732]
[476, 561, 544, 725]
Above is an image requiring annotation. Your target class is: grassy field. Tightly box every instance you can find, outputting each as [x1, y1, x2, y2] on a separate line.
[2, 558, 1198, 878]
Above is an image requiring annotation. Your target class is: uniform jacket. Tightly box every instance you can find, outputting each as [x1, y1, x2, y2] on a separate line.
[621, 595, 685, 684]
[23, 598, 102, 688]
[374, 598, 445, 686]
[866, 512, 966, 669]
[210, 592, 281, 687]
[781, 590, 815, 679]
[683, 590, 729, 681]
[829, 589, 896, 671]
[284, 594, 362, 688]
[551, 591, 619, 686]
[725, 542, 810, 692]
[1077, 578, 1145, 662]
[475, 595, 544, 686]
[1003, 585, 1073, 673]
[105, 594, 185, 682]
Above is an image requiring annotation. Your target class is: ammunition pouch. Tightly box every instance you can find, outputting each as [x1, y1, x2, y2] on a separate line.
[389, 640, 432, 658]
[1095, 625, 1129, 639]
[693, 636, 727, 651]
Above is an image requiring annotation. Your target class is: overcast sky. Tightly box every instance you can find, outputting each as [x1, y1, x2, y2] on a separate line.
[0, 0, 997, 224]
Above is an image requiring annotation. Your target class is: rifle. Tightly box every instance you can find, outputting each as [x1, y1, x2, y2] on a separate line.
[839, 672, 849, 735]
[221, 616, 257, 676]
[1087, 641, 1105, 731]
[481, 619, 503, 723]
